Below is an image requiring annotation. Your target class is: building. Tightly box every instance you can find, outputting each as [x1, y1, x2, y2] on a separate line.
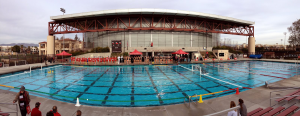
[0, 46, 12, 52]
[39, 38, 83, 55]
[47, 9, 255, 56]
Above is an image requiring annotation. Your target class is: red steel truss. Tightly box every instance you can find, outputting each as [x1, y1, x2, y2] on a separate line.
[48, 15, 254, 36]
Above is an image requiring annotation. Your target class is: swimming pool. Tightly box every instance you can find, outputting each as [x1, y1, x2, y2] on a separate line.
[0, 61, 297, 107]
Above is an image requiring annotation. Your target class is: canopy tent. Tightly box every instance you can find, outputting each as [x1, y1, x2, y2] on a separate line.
[129, 49, 142, 55]
[172, 49, 188, 54]
[56, 51, 72, 56]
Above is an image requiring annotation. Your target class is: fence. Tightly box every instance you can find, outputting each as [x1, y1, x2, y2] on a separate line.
[0, 54, 64, 66]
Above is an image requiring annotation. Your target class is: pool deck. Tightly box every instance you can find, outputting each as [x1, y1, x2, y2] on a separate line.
[1, 59, 300, 116]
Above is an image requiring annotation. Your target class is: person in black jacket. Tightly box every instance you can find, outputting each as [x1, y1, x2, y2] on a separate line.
[131, 56, 134, 63]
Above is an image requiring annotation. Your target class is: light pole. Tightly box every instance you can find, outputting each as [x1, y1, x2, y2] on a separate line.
[284, 32, 287, 49]
[124, 28, 125, 53]
[205, 29, 208, 59]
[60, 8, 65, 62]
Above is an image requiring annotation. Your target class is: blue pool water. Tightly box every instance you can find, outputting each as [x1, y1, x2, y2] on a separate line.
[0, 61, 298, 107]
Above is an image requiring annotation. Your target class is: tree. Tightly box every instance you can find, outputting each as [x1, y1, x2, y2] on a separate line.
[288, 19, 300, 49]
[34, 46, 38, 53]
[60, 36, 64, 40]
[11, 45, 21, 53]
[27, 46, 31, 53]
[74, 34, 79, 41]
[20, 45, 24, 53]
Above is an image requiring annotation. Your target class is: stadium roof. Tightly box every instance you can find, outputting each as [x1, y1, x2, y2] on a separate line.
[50, 9, 255, 25]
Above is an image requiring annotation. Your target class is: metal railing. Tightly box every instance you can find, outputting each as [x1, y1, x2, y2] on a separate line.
[269, 87, 300, 106]
[0, 103, 18, 116]
[204, 106, 240, 116]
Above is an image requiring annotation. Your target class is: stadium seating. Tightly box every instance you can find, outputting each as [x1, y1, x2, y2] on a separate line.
[276, 89, 300, 102]
[251, 107, 273, 116]
[276, 105, 298, 116]
[252, 106, 285, 116]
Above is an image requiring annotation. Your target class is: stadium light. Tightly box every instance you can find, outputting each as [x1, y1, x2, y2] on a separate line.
[60, 8, 65, 15]
[284, 32, 287, 49]
[60, 8, 66, 62]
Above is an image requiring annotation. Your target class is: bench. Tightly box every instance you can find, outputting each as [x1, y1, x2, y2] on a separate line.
[292, 110, 300, 116]
[252, 107, 273, 116]
[276, 106, 298, 116]
[295, 95, 300, 101]
[276, 90, 300, 102]
[0, 111, 10, 116]
[264, 106, 285, 116]
[247, 108, 263, 116]
[285, 92, 300, 102]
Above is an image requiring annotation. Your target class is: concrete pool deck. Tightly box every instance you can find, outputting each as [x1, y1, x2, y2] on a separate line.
[1, 59, 300, 116]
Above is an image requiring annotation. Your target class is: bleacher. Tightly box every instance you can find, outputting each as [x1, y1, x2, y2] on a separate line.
[247, 89, 300, 116]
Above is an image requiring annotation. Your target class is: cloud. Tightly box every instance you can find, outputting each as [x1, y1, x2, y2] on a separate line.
[0, 0, 299, 45]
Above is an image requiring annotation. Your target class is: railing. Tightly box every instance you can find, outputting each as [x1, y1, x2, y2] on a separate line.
[0, 62, 4, 68]
[204, 106, 240, 116]
[269, 87, 300, 106]
[0, 103, 18, 116]
[184, 88, 238, 108]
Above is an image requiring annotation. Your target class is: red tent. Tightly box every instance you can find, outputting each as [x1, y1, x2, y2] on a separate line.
[172, 49, 188, 54]
[56, 51, 72, 56]
[129, 49, 142, 55]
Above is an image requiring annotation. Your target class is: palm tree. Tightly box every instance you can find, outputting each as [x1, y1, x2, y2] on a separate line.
[20, 45, 24, 53]
[34, 46, 38, 53]
[27, 46, 31, 53]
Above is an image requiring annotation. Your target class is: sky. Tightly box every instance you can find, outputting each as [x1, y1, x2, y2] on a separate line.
[0, 0, 299, 45]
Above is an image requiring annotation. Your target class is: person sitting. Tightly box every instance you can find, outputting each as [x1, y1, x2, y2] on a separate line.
[31, 102, 42, 116]
[76, 110, 82, 116]
[51, 106, 61, 116]
[227, 101, 238, 116]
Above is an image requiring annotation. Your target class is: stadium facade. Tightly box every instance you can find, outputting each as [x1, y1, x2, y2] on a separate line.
[47, 9, 255, 56]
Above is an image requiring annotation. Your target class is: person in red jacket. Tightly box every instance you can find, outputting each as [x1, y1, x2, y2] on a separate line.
[51, 106, 61, 116]
[31, 102, 42, 116]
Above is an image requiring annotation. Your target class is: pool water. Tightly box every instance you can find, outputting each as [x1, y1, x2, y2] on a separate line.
[0, 61, 298, 107]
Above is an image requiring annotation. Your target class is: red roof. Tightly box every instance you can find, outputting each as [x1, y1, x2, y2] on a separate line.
[39, 41, 47, 44]
[56, 51, 72, 56]
[172, 49, 188, 54]
[129, 49, 142, 55]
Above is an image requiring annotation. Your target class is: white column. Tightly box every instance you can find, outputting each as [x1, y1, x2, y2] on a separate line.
[172, 32, 173, 47]
[248, 37, 255, 54]
[107, 32, 109, 47]
[191, 32, 192, 47]
[151, 30, 153, 42]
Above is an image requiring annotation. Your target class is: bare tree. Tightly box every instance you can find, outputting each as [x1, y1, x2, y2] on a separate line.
[288, 19, 300, 50]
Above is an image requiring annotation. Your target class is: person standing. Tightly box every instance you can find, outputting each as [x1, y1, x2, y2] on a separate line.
[13, 86, 31, 116]
[76, 110, 82, 116]
[31, 102, 42, 116]
[239, 99, 247, 116]
[51, 106, 61, 116]
[227, 101, 238, 116]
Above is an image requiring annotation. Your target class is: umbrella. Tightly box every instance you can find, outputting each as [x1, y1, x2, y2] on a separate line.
[129, 49, 142, 55]
[172, 49, 188, 54]
[56, 51, 72, 56]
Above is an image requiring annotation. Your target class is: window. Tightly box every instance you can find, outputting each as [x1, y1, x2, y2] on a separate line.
[219, 53, 224, 56]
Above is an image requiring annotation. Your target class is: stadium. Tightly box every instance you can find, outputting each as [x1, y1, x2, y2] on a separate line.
[47, 9, 255, 56]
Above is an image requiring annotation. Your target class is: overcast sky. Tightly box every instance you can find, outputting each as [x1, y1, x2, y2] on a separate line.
[0, 0, 299, 45]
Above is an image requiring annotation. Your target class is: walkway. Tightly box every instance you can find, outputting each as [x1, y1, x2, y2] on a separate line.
[0, 63, 55, 75]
